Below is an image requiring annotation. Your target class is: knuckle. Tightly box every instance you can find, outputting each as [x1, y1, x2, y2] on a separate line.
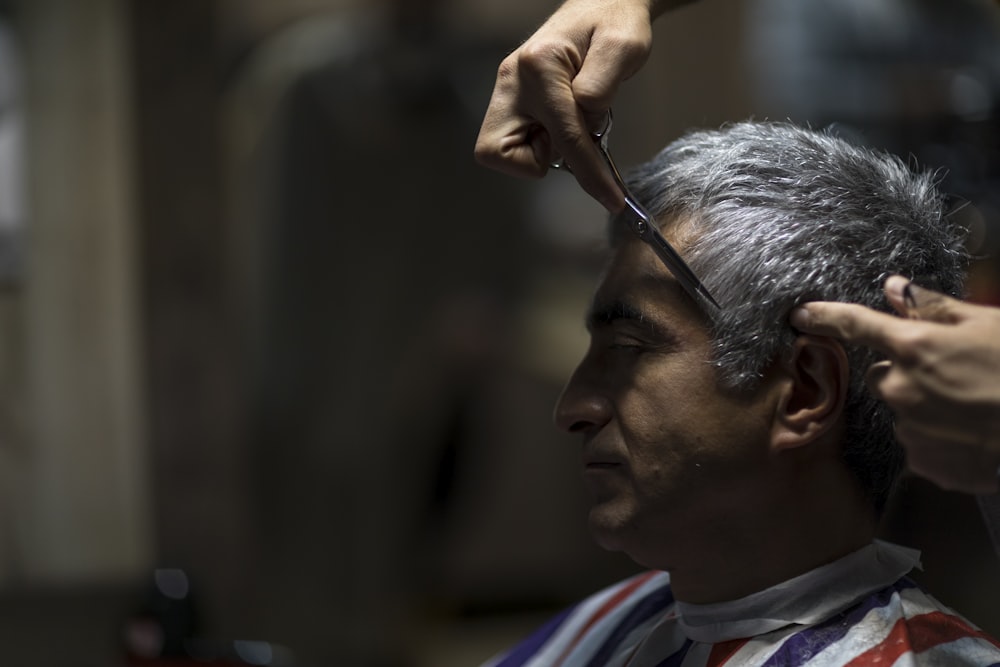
[571, 81, 607, 109]
[517, 40, 577, 77]
[495, 54, 520, 84]
[517, 41, 565, 73]
[594, 29, 652, 73]
[889, 326, 931, 366]
[473, 139, 494, 166]
[607, 32, 651, 60]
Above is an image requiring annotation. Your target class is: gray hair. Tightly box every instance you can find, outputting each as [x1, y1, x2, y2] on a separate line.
[619, 121, 968, 513]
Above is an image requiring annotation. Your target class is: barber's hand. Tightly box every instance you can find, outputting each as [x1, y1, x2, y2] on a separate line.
[474, 0, 661, 212]
[791, 275, 1000, 495]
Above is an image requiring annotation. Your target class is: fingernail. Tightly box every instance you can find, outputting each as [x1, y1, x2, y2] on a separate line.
[789, 306, 810, 330]
[883, 275, 909, 303]
[902, 283, 918, 310]
[905, 281, 928, 304]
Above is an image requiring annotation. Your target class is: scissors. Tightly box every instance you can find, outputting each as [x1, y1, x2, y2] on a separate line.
[552, 110, 721, 311]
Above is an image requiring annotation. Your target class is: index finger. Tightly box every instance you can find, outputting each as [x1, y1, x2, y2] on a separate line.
[531, 99, 622, 210]
[547, 113, 624, 211]
[789, 301, 918, 358]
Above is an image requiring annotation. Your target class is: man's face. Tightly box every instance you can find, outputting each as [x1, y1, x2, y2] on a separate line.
[554, 236, 782, 570]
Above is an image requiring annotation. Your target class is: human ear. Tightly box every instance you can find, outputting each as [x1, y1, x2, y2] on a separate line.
[771, 335, 849, 451]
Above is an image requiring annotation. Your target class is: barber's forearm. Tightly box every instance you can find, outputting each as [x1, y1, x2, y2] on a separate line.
[548, 0, 699, 22]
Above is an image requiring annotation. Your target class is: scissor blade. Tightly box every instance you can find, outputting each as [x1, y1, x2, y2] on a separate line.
[622, 198, 721, 310]
[645, 227, 721, 310]
[585, 108, 721, 312]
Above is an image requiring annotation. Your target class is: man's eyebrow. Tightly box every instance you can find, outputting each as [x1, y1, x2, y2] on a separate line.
[586, 300, 652, 331]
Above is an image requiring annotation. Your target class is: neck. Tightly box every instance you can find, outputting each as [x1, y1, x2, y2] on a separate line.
[661, 461, 877, 604]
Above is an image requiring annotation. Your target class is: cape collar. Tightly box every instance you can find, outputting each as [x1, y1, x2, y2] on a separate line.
[675, 540, 922, 643]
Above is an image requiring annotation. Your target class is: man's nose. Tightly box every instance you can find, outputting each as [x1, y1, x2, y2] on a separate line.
[553, 367, 612, 434]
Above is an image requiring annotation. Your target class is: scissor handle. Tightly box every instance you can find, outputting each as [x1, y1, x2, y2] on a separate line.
[550, 110, 614, 172]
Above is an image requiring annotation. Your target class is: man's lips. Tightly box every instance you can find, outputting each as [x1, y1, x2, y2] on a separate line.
[582, 453, 623, 469]
[584, 462, 621, 473]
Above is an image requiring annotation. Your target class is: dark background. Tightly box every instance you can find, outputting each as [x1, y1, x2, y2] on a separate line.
[0, 0, 996, 665]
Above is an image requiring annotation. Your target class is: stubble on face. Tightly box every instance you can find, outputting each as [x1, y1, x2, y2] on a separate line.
[566, 239, 778, 571]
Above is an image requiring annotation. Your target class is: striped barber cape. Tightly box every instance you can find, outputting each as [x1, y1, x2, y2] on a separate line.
[483, 542, 1000, 667]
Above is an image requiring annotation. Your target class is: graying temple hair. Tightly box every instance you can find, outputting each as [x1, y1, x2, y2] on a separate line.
[621, 121, 968, 513]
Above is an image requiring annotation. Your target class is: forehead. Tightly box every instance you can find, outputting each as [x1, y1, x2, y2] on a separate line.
[591, 237, 708, 335]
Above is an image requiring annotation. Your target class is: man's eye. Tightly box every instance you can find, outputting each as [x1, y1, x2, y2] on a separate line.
[609, 338, 645, 350]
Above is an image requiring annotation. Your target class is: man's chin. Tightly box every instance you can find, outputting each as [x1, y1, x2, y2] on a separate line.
[587, 505, 672, 569]
[587, 506, 631, 553]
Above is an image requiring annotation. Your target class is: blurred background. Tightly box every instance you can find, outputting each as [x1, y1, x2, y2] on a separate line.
[0, 0, 997, 665]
